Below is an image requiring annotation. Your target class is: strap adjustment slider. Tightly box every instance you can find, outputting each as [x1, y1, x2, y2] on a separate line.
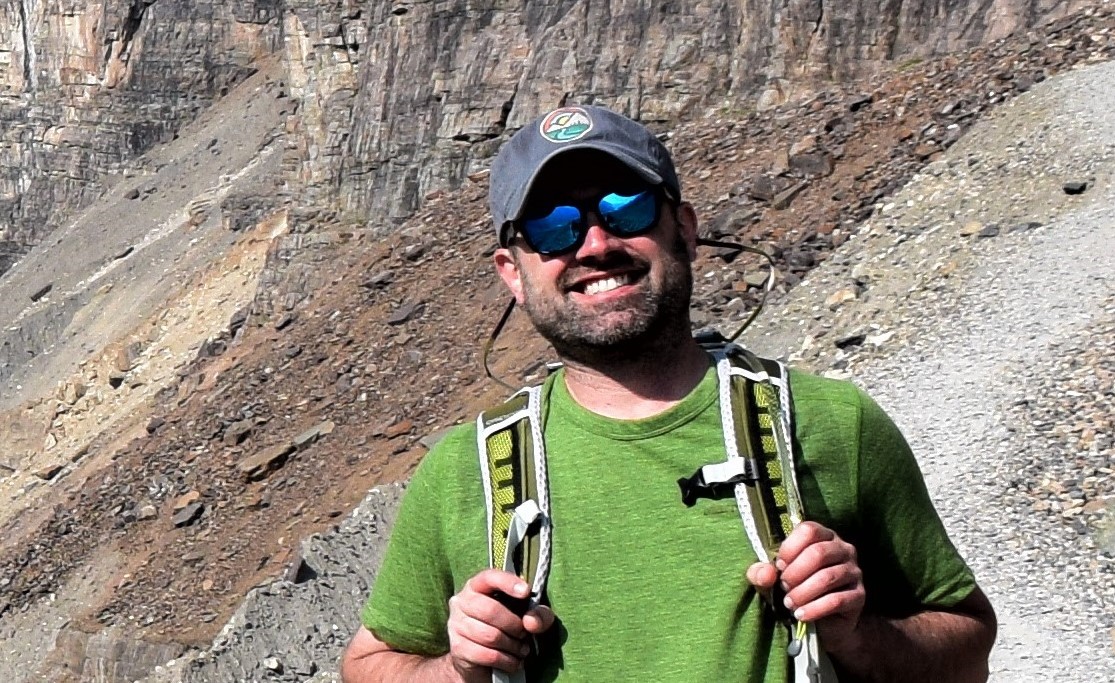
[677, 458, 759, 507]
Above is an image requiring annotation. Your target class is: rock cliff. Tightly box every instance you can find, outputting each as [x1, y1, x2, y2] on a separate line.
[0, 0, 1085, 278]
[282, 0, 1086, 221]
[0, 0, 281, 274]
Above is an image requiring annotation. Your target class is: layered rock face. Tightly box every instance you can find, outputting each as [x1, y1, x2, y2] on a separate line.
[0, 0, 1080, 295]
[0, 0, 281, 274]
[284, 0, 1085, 223]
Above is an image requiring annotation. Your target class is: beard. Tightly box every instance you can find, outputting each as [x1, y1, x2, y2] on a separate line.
[517, 234, 694, 365]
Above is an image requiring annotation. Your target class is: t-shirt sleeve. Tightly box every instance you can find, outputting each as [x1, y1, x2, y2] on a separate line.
[852, 387, 978, 612]
[360, 425, 477, 655]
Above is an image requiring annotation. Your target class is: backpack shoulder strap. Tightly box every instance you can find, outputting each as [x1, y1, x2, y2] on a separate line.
[475, 385, 553, 604]
[718, 345, 837, 683]
[725, 345, 803, 545]
[476, 387, 554, 683]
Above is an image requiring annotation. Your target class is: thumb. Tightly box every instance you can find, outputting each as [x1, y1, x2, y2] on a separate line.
[524, 605, 556, 634]
[746, 561, 778, 591]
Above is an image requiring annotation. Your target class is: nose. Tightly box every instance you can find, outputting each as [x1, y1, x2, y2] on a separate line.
[574, 214, 623, 260]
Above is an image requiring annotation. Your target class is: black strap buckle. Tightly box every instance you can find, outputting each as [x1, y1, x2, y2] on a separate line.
[677, 460, 758, 507]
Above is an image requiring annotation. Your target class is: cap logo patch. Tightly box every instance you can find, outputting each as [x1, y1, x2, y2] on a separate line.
[539, 107, 593, 143]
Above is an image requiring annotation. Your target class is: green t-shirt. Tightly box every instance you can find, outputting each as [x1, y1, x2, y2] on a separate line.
[362, 363, 976, 682]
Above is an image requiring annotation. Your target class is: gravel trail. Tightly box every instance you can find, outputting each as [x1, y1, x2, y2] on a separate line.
[748, 59, 1115, 681]
[860, 197, 1115, 681]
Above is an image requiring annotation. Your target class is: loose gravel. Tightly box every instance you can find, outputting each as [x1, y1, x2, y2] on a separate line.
[747, 59, 1115, 680]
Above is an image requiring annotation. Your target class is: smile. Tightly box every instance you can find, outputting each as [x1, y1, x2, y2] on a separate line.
[582, 273, 634, 296]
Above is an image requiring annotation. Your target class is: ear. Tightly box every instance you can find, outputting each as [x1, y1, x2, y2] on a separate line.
[675, 202, 699, 261]
[493, 247, 526, 304]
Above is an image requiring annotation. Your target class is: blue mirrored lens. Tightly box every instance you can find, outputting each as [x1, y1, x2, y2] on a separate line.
[518, 189, 659, 254]
[599, 190, 657, 235]
[522, 205, 582, 254]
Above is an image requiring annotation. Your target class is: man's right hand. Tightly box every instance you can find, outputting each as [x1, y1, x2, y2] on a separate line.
[447, 569, 556, 683]
[339, 569, 556, 683]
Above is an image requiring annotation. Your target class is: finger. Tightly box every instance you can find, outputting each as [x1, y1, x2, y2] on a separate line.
[788, 582, 865, 623]
[775, 521, 835, 569]
[465, 569, 532, 600]
[455, 614, 530, 657]
[451, 592, 529, 639]
[779, 538, 856, 588]
[783, 562, 862, 613]
[523, 605, 556, 634]
[449, 635, 525, 674]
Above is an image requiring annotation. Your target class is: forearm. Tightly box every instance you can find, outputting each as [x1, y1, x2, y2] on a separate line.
[826, 600, 996, 683]
[341, 648, 463, 683]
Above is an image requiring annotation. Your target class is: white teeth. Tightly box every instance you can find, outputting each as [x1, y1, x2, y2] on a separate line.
[583, 274, 631, 296]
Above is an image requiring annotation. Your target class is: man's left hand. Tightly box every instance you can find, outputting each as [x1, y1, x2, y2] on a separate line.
[745, 521, 865, 655]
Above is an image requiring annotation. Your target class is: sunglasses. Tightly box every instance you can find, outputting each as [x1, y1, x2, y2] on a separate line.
[511, 187, 664, 256]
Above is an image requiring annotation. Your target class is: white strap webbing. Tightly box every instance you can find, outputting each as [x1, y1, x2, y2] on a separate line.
[794, 621, 838, 682]
[524, 386, 553, 604]
[501, 500, 543, 573]
[712, 349, 770, 564]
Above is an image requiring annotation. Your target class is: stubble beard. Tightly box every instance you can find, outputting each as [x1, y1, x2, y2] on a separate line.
[518, 235, 694, 366]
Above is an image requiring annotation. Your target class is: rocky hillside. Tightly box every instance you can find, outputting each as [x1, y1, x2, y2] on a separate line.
[0, 0, 1112, 681]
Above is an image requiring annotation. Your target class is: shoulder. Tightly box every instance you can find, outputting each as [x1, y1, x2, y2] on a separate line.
[786, 368, 898, 427]
[413, 383, 547, 485]
[785, 368, 868, 435]
[787, 369, 902, 438]
[426, 419, 480, 456]
[784, 368, 906, 476]
[785, 368, 868, 410]
[408, 420, 481, 493]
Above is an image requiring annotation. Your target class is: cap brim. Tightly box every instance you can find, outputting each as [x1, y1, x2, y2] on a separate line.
[503, 142, 666, 225]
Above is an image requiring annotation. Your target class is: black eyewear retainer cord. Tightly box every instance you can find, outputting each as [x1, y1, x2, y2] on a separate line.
[481, 238, 778, 390]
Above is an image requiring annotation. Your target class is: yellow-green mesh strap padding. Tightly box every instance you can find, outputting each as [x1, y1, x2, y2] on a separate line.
[730, 373, 783, 559]
[726, 348, 796, 557]
[481, 397, 542, 585]
[484, 427, 518, 572]
[752, 380, 794, 538]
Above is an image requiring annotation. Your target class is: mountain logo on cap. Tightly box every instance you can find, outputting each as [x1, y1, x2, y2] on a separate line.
[539, 107, 593, 143]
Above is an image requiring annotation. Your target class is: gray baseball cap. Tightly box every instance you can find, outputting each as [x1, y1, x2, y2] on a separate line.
[489, 105, 681, 245]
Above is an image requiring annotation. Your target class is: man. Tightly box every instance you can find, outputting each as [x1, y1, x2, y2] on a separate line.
[341, 105, 996, 682]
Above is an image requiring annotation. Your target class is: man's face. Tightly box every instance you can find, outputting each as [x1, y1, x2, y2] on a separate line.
[493, 152, 699, 361]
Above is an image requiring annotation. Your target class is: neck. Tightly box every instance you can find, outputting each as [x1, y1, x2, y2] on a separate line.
[559, 336, 710, 420]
